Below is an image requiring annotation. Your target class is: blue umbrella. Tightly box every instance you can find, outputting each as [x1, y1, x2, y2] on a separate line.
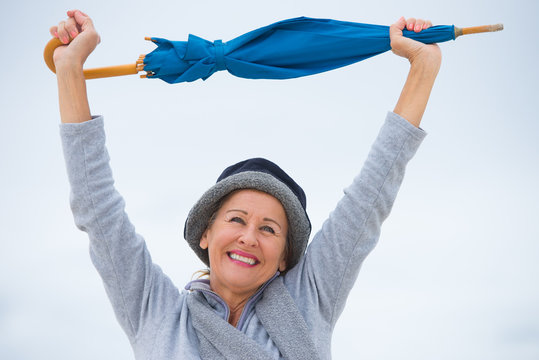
[143, 17, 455, 84]
[44, 17, 503, 81]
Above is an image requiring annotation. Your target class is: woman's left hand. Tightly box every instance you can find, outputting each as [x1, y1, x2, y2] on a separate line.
[390, 17, 442, 127]
[390, 17, 442, 68]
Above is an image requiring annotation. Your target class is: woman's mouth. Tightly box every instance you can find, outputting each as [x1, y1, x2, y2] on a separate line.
[227, 251, 259, 266]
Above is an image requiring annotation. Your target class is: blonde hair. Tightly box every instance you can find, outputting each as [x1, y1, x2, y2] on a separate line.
[192, 269, 210, 280]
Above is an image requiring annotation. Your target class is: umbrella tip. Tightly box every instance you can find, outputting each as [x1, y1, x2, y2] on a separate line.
[456, 23, 505, 38]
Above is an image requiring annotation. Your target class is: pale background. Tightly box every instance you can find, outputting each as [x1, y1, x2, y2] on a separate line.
[1, 0, 537, 359]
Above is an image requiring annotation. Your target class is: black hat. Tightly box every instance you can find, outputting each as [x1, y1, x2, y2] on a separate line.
[184, 158, 311, 269]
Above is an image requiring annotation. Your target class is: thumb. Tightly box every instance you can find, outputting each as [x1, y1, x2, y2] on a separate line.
[390, 16, 406, 31]
[390, 17, 406, 38]
[69, 9, 94, 32]
[394, 17, 406, 30]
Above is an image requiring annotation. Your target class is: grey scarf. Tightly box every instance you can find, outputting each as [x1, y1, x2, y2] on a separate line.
[187, 276, 321, 360]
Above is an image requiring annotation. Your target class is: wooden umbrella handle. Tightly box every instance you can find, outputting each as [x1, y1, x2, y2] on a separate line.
[454, 24, 504, 38]
[43, 37, 145, 79]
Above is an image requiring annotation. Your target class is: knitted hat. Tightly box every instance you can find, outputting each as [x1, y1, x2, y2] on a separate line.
[184, 158, 311, 269]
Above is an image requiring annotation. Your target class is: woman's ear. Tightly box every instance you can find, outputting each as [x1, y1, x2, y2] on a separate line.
[278, 256, 286, 272]
[199, 230, 209, 250]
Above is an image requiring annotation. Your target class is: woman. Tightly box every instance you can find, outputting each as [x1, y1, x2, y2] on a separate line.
[52, 10, 441, 359]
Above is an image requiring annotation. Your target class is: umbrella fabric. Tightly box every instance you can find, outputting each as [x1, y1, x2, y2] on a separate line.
[143, 17, 454, 84]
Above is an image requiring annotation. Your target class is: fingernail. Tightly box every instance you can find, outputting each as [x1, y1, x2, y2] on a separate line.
[71, 31, 78, 38]
[415, 25, 421, 31]
[54, 31, 58, 38]
[62, 36, 69, 44]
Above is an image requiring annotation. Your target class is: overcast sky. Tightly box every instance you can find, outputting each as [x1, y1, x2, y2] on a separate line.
[1, 0, 538, 359]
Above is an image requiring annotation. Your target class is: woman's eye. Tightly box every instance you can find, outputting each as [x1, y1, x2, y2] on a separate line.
[260, 225, 275, 234]
[230, 217, 245, 224]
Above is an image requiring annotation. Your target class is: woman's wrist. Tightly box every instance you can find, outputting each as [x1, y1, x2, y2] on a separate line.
[393, 52, 441, 127]
[408, 60, 441, 87]
[408, 48, 442, 72]
[55, 56, 84, 76]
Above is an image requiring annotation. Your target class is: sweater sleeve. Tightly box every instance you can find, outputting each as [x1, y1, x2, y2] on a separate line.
[284, 112, 426, 329]
[60, 116, 181, 342]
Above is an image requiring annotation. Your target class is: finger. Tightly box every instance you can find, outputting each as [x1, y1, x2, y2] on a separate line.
[67, 9, 91, 29]
[57, 20, 70, 44]
[49, 25, 58, 38]
[64, 17, 79, 40]
[406, 18, 416, 31]
[68, 9, 89, 17]
[414, 19, 425, 32]
[423, 20, 433, 30]
[71, 10, 94, 32]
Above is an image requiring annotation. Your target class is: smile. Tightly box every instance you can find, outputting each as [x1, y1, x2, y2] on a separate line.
[227, 252, 259, 266]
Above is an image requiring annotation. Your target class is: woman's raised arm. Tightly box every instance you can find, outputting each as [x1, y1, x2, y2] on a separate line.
[284, 17, 440, 335]
[390, 17, 442, 127]
[50, 10, 100, 124]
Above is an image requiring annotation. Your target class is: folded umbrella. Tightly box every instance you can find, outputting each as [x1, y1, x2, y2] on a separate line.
[44, 17, 503, 83]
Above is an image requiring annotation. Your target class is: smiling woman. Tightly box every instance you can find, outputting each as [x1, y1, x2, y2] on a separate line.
[52, 9, 441, 360]
[199, 189, 289, 326]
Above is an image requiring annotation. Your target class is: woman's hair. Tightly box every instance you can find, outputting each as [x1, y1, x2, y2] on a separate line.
[192, 269, 210, 279]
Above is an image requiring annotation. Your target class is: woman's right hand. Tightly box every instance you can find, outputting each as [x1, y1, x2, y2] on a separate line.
[49, 10, 100, 71]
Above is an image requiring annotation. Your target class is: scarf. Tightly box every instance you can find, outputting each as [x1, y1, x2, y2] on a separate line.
[186, 276, 321, 360]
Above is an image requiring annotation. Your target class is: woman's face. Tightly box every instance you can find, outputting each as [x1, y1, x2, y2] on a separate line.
[199, 189, 288, 297]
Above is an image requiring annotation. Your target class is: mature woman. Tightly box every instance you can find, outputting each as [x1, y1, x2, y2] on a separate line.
[52, 10, 441, 359]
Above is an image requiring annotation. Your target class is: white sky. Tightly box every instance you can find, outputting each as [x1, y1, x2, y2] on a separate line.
[1, 0, 538, 359]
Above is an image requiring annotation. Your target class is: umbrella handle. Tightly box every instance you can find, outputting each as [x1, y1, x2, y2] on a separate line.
[43, 38, 145, 79]
[454, 24, 504, 38]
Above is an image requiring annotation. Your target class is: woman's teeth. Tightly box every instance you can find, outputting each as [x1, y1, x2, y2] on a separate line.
[229, 252, 257, 265]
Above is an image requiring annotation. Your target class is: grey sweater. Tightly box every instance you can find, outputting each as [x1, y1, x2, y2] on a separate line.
[60, 111, 426, 359]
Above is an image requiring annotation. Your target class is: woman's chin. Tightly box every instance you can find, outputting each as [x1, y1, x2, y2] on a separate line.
[210, 268, 271, 295]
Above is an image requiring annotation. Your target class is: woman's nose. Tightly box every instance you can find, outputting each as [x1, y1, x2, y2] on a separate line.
[238, 226, 258, 247]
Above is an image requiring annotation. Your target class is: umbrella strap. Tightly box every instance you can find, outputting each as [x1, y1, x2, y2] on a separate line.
[214, 40, 227, 71]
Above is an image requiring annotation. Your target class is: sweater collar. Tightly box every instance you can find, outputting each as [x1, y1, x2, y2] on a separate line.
[184, 272, 280, 329]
